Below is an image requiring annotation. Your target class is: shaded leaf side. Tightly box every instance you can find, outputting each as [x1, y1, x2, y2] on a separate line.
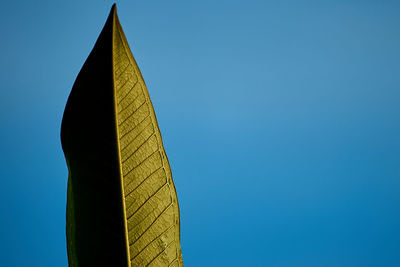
[62, 6, 129, 266]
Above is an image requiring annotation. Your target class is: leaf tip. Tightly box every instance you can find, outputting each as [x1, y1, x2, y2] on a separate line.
[111, 3, 117, 14]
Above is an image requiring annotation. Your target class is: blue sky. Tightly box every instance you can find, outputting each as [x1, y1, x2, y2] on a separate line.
[1, 1, 399, 266]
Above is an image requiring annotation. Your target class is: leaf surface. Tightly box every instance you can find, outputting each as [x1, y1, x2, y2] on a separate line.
[61, 5, 183, 266]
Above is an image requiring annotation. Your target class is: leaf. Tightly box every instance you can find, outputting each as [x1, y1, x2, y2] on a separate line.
[61, 4, 183, 266]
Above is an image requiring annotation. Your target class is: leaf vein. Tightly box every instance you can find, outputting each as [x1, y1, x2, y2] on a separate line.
[146, 240, 175, 266]
[118, 100, 147, 127]
[117, 79, 139, 105]
[124, 166, 163, 198]
[130, 222, 175, 261]
[126, 182, 168, 219]
[121, 120, 153, 152]
[128, 202, 173, 248]
[124, 150, 159, 177]
[122, 132, 155, 164]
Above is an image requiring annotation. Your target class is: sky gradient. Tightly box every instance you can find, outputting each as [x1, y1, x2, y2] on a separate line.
[0, 1, 399, 266]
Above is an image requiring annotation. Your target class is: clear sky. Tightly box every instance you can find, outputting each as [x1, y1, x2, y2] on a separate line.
[0, 1, 399, 266]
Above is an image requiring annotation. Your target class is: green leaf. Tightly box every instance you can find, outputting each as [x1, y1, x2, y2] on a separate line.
[61, 4, 183, 266]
